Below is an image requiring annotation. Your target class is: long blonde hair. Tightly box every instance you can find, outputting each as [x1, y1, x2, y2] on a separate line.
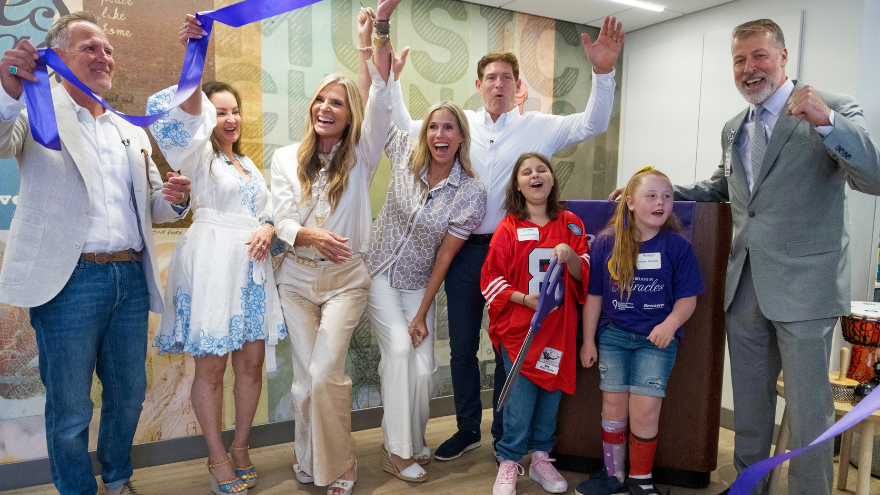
[410, 102, 475, 185]
[296, 74, 365, 214]
[605, 168, 682, 301]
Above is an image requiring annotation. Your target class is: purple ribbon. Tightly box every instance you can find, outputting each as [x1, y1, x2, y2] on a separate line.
[729, 386, 880, 494]
[22, 0, 320, 150]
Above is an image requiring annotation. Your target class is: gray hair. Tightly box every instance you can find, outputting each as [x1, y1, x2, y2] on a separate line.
[45, 11, 100, 51]
[732, 19, 785, 50]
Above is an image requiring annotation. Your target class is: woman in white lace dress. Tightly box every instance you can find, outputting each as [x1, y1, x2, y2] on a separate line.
[144, 15, 286, 495]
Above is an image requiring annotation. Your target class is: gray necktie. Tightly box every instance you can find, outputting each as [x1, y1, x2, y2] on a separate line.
[750, 105, 767, 189]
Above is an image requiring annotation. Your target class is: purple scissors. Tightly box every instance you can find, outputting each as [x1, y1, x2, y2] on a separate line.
[496, 255, 566, 411]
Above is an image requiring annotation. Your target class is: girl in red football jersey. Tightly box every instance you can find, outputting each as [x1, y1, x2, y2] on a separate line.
[481, 152, 590, 495]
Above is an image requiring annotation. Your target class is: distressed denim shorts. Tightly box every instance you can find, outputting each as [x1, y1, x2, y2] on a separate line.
[597, 323, 678, 397]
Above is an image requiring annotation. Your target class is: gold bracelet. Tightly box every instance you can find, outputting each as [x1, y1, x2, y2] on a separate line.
[373, 35, 389, 48]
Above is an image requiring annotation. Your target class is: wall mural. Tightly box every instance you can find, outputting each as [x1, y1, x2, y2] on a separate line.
[0, 0, 620, 463]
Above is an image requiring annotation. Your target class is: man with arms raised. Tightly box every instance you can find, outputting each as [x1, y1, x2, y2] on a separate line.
[389, 16, 623, 461]
[0, 12, 191, 495]
[610, 19, 880, 495]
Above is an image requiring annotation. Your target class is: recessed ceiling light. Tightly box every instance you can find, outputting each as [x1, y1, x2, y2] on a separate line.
[609, 0, 665, 12]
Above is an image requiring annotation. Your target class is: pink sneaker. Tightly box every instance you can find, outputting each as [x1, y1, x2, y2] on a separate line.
[528, 451, 568, 493]
[493, 460, 524, 495]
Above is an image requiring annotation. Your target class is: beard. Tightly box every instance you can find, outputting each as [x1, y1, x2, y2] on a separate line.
[737, 68, 781, 106]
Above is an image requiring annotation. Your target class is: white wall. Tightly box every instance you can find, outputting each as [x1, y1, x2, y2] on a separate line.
[619, 0, 880, 422]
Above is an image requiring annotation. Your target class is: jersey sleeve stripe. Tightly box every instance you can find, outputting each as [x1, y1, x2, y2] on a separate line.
[486, 284, 510, 305]
[484, 281, 509, 302]
[482, 277, 506, 297]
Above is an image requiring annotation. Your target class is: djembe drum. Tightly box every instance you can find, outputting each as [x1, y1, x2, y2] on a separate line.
[842, 302, 880, 476]
[842, 302, 880, 382]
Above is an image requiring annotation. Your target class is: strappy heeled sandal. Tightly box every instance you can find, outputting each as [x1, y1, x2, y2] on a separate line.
[207, 457, 248, 495]
[327, 461, 358, 495]
[381, 444, 428, 482]
[229, 444, 257, 488]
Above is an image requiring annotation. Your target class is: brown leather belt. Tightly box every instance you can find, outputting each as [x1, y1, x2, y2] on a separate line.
[82, 250, 142, 264]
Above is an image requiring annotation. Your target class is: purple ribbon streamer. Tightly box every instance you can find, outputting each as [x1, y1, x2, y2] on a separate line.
[21, 0, 320, 151]
[729, 386, 880, 494]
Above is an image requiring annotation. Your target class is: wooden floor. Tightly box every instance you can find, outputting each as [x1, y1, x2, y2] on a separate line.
[5, 409, 880, 494]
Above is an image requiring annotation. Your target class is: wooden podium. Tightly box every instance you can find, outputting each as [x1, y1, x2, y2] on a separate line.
[554, 201, 733, 488]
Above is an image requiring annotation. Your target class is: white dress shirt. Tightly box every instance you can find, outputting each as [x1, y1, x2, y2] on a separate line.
[389, 69, 616, 234]
[736, 78, 835, 191]
[0, 88, 143, 253]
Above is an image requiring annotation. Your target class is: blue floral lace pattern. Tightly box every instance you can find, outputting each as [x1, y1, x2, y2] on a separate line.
[147, 85, 191, 157]
[153, 264, 287, 357]
[220, 157, 261, 217]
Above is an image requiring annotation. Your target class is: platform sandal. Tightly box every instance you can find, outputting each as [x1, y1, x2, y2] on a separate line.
[229, 444, 257, 488]
[381, 444, 427, 482]
[207, 457, 247, 495]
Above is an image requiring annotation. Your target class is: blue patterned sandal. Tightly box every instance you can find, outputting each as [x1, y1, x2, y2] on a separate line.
[207, 457, 248, 495]
[230, 445, 257, 488]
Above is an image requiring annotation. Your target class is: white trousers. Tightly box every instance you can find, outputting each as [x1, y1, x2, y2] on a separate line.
[366, 272, 437, 458]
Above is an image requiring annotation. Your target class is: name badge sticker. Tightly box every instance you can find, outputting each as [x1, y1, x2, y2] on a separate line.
[637, 252, 661, 270]
[536, 347, 562, 375]
[517, 228, 539, 241]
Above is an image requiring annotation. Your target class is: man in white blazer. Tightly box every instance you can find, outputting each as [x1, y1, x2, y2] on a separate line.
[0, 12, 191, 495]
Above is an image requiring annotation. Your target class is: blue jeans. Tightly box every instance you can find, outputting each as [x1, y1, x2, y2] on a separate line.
[598, 324, 678, 398]
[496, 344, 562, 462]
[30, 259, 149, 495]
[445, 243, 507, 437]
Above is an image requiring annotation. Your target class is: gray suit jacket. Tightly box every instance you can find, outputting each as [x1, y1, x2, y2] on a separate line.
[0, 85, 187, 313]
[675, 82, 880, 322]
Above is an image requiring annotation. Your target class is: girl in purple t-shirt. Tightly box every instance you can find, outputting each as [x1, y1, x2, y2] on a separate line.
[577, 167, 704, 495]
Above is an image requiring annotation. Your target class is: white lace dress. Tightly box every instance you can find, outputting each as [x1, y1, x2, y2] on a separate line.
[146, 87, 287, 369]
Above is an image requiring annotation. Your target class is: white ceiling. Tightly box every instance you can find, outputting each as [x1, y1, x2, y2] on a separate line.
[466, 0, 736, 32]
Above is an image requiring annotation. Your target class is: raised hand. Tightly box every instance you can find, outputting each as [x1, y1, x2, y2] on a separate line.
[787, 85, 832, 127]
[0, 39, 39, 100]
[391, 45, 409, 80]
[178, 14, 208, 47]
[582, 16, 623, 75]
[358, 7, 375, 46]
[376, 0, 403, 20]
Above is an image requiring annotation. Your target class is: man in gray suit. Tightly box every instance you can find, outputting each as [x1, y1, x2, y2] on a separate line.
[609, 19, 880, 495]
[0, 12, 191, 495]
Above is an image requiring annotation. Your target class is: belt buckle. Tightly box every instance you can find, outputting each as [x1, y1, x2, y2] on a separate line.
[96, 253, 112, 264]
[297, 256, 317, 268]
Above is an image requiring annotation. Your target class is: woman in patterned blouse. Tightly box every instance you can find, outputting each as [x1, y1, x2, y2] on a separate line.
[358, 4, 487, 481]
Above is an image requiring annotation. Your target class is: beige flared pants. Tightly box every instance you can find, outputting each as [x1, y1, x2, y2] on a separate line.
[277, 255, 371, 486]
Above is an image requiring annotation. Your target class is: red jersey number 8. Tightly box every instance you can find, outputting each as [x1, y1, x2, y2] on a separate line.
[527, 247, 554, 295]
